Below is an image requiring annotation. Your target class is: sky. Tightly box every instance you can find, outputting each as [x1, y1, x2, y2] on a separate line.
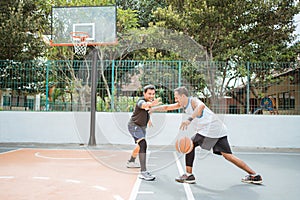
[294, 13, 300, 42]
[294, 1, 300, 42]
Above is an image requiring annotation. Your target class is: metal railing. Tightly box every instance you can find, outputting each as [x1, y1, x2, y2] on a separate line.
[0, 60, 299, 115]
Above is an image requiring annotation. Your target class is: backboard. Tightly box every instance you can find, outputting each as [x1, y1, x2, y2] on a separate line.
[50, 6, 117, 46]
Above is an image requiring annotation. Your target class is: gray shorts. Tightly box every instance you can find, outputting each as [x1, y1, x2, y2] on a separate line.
[128, 122, 146, 143]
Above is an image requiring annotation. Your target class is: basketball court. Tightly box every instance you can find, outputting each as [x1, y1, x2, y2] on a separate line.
[1, 4, 299, 200]
[1, 144, 300, 200]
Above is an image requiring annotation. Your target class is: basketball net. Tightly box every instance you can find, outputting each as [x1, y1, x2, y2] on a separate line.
[70, 32, 89, 56]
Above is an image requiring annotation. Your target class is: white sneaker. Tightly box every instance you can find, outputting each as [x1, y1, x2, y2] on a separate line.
[126, 161, 140, 168]
[139, 171, 156, 181]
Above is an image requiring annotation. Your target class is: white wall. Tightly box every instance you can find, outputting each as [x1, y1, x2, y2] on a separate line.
[0, 112, 299, 148]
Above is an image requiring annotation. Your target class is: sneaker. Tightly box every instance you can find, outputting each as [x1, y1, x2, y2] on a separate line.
[126, 161, 140, 168]
[242, 174, 263, 184]
[139, 171, 156, 181]
[175, 174, 196, 184]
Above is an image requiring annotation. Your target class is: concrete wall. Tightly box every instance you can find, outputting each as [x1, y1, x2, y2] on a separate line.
[0, 112, 299, 148]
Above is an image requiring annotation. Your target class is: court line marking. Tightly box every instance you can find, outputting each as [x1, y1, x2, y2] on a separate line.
[174, 152, 195, 200]
[65, 179, 81, 183]
[113, 195, 125, 200]
[128, 150, 155, 200]
[128, 176, 141, 200]
[0, 148, 23, 155]
[35, 152, 92, 160]
[32, 176, 50, 180]
[92, 185, 108, 191]
[138, 191, 154, 194]
[0, 176, 15, 179]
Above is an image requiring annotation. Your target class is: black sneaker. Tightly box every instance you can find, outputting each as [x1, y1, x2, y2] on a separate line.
[242, 174, 263, 184]
[175, 174, 196, 184]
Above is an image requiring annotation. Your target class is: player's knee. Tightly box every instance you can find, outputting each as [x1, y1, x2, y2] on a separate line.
[222, 152, 233, 161]
[138, 139, 147, 153]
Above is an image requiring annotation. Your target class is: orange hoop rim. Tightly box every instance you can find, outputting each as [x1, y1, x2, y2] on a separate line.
[49, 40, 118, 47]
[70, 31, 89, 40]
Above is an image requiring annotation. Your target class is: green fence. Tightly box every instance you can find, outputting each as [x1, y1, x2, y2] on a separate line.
[0, 60, 299, 115]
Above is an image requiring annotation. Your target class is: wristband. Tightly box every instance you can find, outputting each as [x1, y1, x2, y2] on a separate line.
[187, 117, 193, 122]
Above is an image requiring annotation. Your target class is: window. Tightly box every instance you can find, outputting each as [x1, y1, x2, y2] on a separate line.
[278, 91, 295, 110]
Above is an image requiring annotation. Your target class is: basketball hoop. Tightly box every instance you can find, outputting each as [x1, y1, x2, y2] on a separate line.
[70, 32, 89, 55]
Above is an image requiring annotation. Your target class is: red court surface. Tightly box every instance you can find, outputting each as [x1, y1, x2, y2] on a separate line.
[0, 148, 138, 200]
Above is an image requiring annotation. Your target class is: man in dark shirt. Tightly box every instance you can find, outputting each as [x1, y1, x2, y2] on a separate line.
[126, 84, 161, 181]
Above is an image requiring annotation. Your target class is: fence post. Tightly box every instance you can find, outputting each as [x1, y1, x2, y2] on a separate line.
[111, 60, 115, 111]
[178, 60, 182, 87]
[246, 62, 250, 114]
[45, 61, 50, 111]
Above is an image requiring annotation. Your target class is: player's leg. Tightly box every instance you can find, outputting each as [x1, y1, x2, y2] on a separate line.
[126, 145, 140, 168]
[127, 123, 141, 168]
[221, 152, 262, 184]
[137, 138, 147, 172]
[127, 123, 155, 181]
[175, 134, 203, 184]
[137, 138, 155, 181]
[213, 136, 262, 184]
[221, 152, 255, 174]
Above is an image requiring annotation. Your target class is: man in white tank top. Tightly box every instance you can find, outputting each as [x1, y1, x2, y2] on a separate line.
[151, 86, 262, 184]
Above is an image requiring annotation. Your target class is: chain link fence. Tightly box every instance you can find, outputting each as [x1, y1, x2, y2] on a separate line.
[0, 60, 299, 115]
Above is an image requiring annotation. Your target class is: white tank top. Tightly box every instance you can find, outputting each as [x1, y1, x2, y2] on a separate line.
[184, 97, 227, 138]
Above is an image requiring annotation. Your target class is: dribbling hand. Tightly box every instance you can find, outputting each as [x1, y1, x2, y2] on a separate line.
[180, 120, 191, 130]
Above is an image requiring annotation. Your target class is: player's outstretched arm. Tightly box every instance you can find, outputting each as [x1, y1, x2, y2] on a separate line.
[141, 98, 162, 110]
[150, 103, 180, 112]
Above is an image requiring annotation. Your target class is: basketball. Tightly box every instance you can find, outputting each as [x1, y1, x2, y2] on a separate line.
[175, 136, 194, 154]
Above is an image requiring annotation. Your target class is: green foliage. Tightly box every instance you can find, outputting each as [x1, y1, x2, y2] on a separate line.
[0, 0, 49, 60]
[154, 0, 300, 62]
[0, 60, 46, 94]
[117, 9, 139, 33]
[117, 0, 166, 27]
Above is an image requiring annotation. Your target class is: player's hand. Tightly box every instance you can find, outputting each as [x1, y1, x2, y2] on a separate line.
[148, 120, 153, 127]
[151, 97, 162, 107]
[180, 120, 191, 130]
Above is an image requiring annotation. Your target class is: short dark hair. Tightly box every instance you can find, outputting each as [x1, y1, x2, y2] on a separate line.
[143, 84, 156, 93]
[174, 86, 189, 96]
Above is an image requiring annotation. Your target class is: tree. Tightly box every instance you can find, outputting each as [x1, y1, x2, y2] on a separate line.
[0, 0, 49, 61]
[117, 0, 166, 27]
[154, 0, 300, 62]
[152, 0, 300, 112]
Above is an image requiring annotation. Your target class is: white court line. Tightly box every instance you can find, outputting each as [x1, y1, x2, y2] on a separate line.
[0, 176, 15, 179]
[138, 191, 154, 194]
[32, 176, 50, 180]
[113, 195, 125, 200]
[129, 150, 155, 200]
[65, 179, 81, 183]
[93, 185, 108, 191]
[128, 177, 141, 200]
[0, 148, 23, 155]
[173, 152, 195, 200]
[35, 152, 92, 160]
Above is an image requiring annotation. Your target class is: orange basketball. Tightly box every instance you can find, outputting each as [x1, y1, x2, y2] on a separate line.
[175, 136, 194, 154]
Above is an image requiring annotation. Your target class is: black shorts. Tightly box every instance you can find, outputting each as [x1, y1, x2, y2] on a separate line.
[192, 133, 232, 155]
